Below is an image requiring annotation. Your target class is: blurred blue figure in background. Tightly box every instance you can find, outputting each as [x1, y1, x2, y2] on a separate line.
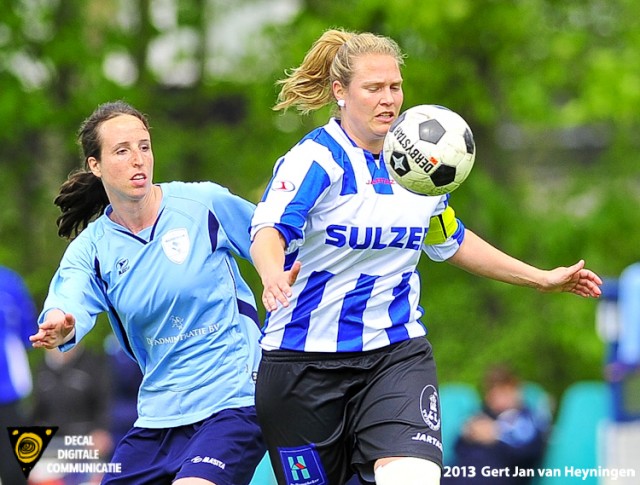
[0, 265, 37, 485]
[443, 364, 549, 485]
[618, 262, 640, 366]
[104, 333, 143, 451]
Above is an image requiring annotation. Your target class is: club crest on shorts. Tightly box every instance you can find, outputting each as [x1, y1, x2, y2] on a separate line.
[419, 385, 441, 431]
[161, 228, 190, 264]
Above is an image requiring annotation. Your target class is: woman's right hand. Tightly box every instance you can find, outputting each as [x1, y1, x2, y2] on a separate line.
[251, 227, 302, 312]
[29, 309, 76, 349]
[261, 260, 301, 312]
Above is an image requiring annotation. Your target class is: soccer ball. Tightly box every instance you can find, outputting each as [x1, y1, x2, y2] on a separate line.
[383, 104, 476, 196]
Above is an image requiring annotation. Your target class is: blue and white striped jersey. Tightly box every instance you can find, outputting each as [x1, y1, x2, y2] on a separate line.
[40, 181, 261, 428]
[251, 118, 465, 353]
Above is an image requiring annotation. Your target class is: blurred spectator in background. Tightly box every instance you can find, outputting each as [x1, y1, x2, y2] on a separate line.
[443, 364, 549, 485]
[30, 344, 113, 484]
[103, 333, 142, 451]
[32, 344, 112, 440]
[0, 265, 37, 485]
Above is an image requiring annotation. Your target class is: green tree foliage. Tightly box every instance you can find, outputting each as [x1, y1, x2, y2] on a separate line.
[1, 0, 638, 398]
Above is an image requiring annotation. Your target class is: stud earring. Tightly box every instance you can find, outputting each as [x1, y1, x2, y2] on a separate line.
[337, 99, 345, 108]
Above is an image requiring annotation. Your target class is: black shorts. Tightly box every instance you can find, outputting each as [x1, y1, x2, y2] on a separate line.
[256, 337, 443, 485]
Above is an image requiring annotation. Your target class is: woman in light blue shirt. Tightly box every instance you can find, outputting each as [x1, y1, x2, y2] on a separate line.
[31, 101, 265, 485]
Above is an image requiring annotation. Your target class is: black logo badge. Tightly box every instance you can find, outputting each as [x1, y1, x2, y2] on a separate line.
[390, 151, 410, 176]
[7, 426, 58, 478]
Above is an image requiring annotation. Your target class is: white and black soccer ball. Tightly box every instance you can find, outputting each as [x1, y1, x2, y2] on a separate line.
[383, 104, 476, 196]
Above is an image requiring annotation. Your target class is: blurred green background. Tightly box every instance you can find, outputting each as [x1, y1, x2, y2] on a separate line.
[2, 0, 639, 401]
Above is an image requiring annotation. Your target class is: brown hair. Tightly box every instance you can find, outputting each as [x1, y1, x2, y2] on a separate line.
[274, 28, 405, 114]
[483, 364, 520, 391]
[55, 101, 150, 239]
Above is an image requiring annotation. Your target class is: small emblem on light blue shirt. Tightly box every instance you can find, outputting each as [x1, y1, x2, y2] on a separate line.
[116, 259, 130, 275]
[161, 228, 190, 264]
[170, 315, 184, 330]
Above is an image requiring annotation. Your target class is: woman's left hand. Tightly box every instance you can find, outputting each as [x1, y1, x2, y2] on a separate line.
[541, 260, 603, 298]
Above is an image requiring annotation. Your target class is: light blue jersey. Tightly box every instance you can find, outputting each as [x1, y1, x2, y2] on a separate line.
[251, 118, 465, 353]
[40, 181, 261, 428]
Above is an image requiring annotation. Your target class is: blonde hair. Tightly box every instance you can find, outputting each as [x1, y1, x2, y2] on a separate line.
[274, 28, 405, 114]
